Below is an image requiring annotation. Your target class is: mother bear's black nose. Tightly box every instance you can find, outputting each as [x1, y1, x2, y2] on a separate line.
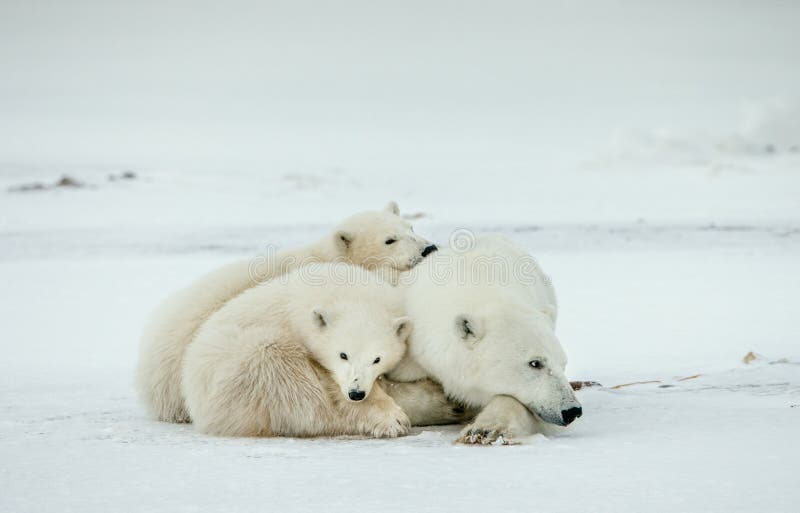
[561, 406, 582, 426]
[421, 244, 438, 257]
[348, 390, 366, 401]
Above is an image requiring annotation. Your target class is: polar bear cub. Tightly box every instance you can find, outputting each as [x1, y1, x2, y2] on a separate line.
[391, 233, 581, 444]
[182, 263, 413, 438]
[137, 202, 436, 423]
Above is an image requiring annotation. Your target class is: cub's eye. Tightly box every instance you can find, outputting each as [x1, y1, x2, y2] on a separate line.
[385, 238, 397, 245]
[529, 360, 543, 369]
[340, 353, 348, 360]
[373, 357, 381, 364]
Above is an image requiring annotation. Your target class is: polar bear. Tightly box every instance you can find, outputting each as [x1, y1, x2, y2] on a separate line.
[182, 263, 417, 437]
[390, 234, 582, 444]
[137, 202, 438, 423]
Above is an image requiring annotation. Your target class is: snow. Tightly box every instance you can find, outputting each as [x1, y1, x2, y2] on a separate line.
[2, 233, 799, 512]
[3, 372, 799, 513]
[2, 1, 800, 511]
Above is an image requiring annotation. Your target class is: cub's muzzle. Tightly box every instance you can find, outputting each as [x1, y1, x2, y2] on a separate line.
[421, 244, 438, 257]
[348, 389, 366, 401]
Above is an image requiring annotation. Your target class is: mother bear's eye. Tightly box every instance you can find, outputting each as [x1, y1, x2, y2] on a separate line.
[385, 238, 396, 245]
[529, 360, 543, 369]
[340, 353, 348, 360]
[373, 357, 381, 364]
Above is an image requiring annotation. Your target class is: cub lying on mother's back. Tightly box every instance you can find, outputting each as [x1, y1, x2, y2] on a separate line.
[182, 263, 414, 437]
[137, 202, 437, 424]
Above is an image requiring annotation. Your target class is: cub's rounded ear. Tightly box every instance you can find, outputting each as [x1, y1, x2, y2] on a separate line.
[312, 308, 331, 328]
[455, 314, 483, 345]
[393, 316, 413, 340]
[385, 201, 400, 216]
[541, 304, 557, 326]
[334, 231, 354, 253]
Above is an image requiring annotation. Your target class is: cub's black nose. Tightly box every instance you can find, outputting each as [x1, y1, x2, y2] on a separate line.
[561, 406, 582, 426]
[421, 244, 438, 257]
[348, 390, 366, 401]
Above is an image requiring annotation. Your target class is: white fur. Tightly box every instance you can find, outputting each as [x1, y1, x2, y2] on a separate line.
[181, 263, 414, 437]
[390, 234, 581, 444]
[136, 203, 434, 423]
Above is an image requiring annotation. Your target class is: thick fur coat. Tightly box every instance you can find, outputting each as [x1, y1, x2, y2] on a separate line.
[182, 263, 417, 437]
[389, 234, 582, 444]
[136, 202, 436, 423]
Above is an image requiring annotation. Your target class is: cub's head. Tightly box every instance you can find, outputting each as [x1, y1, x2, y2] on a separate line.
[333, 202, 438, 272]
[450, 304, 582, 427]
[309, 304, 411, 401]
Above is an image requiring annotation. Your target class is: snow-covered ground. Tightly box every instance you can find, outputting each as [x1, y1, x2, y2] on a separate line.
[2, 227, 799, 513]
[2, 1, 800, 512]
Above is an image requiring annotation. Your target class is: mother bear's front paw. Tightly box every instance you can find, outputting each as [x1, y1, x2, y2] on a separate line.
[456, 422, 518, 445]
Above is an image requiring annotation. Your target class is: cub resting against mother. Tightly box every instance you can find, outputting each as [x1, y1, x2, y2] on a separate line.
[137, 205, 582, 443]
[183, 262, 434, 437]
[136, 202, 460, 433]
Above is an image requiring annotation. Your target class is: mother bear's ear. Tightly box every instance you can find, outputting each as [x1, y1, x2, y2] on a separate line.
[312, 308, 331, 328]
[455, 314, 484, 346]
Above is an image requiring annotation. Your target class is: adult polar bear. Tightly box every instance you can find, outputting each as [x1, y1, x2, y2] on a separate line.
[137, 202, 438, 423]
[390, 233, 582, 444]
